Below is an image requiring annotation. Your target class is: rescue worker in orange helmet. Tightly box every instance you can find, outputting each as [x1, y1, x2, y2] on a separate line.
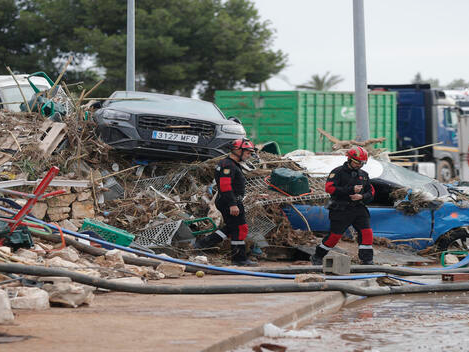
[311, 146, 375, 265]
[194, 138, 257, 266]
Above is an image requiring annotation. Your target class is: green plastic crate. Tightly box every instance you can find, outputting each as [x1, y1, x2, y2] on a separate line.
[80, 218, 135, 246]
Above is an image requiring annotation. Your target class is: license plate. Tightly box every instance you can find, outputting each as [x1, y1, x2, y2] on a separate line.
[152, 131, 199, 144]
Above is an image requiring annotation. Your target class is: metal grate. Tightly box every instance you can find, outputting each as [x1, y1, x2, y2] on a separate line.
[137, 116, 215, 138]
[132, 169, 188, 195]
[133, 220, 182, 247]
[51, 86, 75, 116]
[246, 212, 275, 248]
[244, 176, 330, 208]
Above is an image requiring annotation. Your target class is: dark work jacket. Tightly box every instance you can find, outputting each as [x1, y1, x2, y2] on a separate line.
[325, 162, 375, 208]
[215, 157, 245, 207]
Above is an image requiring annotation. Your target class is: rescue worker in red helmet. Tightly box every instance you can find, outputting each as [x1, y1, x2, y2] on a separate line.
[194, 138, 257, 266]
[311, 146, 375, 265]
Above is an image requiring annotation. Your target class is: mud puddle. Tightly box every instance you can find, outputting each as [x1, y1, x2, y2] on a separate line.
[231, 292, 469, 352]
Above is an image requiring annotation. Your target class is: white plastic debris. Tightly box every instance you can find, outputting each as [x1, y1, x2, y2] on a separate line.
[193, 256, 209, 264]
[263, 323, 319, 338]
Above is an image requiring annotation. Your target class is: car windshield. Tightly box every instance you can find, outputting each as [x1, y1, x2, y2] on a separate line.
[376, 160, 447, 196]
[104, 91, 225, 119]
[0, 85, 49, 112]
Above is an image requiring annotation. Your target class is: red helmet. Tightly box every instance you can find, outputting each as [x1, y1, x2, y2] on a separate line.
[346, 146, 368, 163]
[232, 138, 255, 152]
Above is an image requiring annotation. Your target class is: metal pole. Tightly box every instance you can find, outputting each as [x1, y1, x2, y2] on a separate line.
[126, 0, 135, 91]
[353, 0, 369, 141]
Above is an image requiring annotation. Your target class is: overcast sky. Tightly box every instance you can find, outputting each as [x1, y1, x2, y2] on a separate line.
[251, 0, 469, 91]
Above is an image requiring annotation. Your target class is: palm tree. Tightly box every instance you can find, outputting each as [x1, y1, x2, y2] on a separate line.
[296, 71, 344, 91]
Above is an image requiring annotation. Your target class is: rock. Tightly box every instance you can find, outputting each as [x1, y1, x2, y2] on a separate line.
[0, 289, 14, 323]
[294, 274, 326, 283]
[47, 206, 71, 221]
[58, 219, 79, 232]
[77, 190, 92, 201]
[104, 249, 125, 267]
[145, 267, 162, 280]
[7, 287, 50, 310]
[45, 256, 81, 269]
[15, 249, 38, 261]
[48, 247, 80, 263]
[94, 249, 125, 269]
[69, 219, 84, 229]
[42, 281, 94, 308]
[10, 255, 36, 265]
[31, 202, 48, 220]
[71, 201, 95, 219]
[124, 264, 148, 277]
[0, 246, 11, 255]
[193, 255, 208, 265]
[157, 263, 186, 278]
[46, 193, 77, 207]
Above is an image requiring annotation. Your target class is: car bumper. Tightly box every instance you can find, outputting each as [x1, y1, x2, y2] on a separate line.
[96, 118, 241, 160]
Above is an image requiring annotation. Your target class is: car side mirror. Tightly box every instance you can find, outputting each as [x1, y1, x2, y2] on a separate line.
[228, 116, 242, 124]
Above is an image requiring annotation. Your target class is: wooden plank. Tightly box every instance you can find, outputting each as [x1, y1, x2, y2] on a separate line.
[442, 273, 469, 282]
[38, 122, 67, 156]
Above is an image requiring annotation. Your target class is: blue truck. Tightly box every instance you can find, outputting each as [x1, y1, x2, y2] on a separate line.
[368, 84, 460, 182]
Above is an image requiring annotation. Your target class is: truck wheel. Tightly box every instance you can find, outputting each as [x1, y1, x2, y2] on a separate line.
[436, 228, 469, 251]
[436, 160, 453, 183]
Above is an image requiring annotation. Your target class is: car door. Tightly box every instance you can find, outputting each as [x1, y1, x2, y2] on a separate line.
[368, 205, 434, 248]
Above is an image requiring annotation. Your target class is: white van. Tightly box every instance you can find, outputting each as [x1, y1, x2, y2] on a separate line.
[0, 75, 52, 112]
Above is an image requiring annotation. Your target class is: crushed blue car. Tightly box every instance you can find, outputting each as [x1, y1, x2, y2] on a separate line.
[283, 155, 469, 250]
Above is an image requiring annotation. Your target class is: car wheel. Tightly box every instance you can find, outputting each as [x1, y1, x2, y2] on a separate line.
[436, 228, 469, 251]
[436, 160, 453, 183]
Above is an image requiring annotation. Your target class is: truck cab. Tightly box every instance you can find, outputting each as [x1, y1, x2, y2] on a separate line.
[369, 84, 459, 182]
[0, 75, 51, 112]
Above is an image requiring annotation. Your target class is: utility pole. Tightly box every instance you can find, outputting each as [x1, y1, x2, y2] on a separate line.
[353, 0, 369, 141]
[126, 0, 135, 91]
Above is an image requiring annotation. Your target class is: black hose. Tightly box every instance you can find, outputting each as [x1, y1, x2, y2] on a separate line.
[1, 263, 469, 297]
[241, 265, 469, 276]
[32, 232, 469, 276]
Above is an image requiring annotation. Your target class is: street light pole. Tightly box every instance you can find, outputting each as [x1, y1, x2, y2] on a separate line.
[353, 0, 369, 141]
[126, 0, 135, 91]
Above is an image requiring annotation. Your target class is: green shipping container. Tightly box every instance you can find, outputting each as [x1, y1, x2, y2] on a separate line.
[215, 90, 397, 154]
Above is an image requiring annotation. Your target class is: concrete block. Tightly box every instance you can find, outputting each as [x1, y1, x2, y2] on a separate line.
[322, 252, 351, 275]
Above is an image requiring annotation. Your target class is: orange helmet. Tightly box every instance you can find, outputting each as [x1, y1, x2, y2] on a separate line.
[346, 146, 368, 163]
[232, 138, 255, 152]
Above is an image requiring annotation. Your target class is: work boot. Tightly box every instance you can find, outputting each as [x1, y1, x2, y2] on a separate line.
[231, 243, 258, 266]
[310, 254, 324, 266]
[311, 244, 327, 266]
[193, 230, 225, 249]
[358, 247, 373, 265]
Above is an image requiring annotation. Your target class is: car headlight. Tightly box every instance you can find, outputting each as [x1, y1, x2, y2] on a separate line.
[102, 109, 131, 121]
[221, 124, 246, 135]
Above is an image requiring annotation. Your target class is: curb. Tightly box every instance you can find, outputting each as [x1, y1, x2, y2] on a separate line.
[200, 291, 347, 352]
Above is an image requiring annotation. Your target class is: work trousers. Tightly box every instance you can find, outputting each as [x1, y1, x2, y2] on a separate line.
[316, 205, 373, 262]
[200, 198, 248, 262]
